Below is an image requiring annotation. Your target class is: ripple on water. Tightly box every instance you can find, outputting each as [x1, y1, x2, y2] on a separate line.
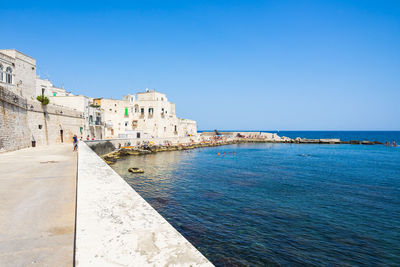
[111, 143, 400, 266]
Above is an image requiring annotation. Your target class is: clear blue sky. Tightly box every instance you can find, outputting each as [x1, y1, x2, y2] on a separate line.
[2, 0, 399, 130]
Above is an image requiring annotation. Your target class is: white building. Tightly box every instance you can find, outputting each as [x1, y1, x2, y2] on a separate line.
[36, 77, 73, 97]
[0, 49, 36, 99]
[49, 94, 104, 140]
[95, 90, 197, 139]
[0, 49, 84, 151]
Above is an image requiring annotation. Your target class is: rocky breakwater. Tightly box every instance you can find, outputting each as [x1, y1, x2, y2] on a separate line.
[291, 138, 385, 145]
[101, 140, 251, 164]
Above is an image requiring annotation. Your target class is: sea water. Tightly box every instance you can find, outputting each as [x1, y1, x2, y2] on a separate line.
[111, 139, 400, 266]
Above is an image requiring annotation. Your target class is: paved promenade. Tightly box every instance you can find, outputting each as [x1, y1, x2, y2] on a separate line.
[0, 144, 76, 267]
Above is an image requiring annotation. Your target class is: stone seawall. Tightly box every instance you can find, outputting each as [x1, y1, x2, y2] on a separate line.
[0, 86, 30, 152]
[76, 141, 213, 266]
[0, 86, 85, 152]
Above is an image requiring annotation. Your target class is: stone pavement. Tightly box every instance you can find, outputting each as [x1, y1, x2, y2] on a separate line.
[0, 144, 77, 267]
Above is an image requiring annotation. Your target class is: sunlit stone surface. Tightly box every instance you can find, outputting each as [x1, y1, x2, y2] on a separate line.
[75, 142, 213, 266]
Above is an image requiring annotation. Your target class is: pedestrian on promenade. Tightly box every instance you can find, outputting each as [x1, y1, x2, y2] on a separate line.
[73, 135, 78, 151]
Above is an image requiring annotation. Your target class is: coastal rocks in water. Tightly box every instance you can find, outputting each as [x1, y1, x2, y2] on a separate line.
[350, 140, 361, 144]
[128, 167, 144, 173]
[320, 138, 341, 144]
[361, 141, 374, 145]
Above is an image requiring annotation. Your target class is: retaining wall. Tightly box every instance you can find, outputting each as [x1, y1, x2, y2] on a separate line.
[0, 86, 30, 152]
[76, 141, 213, 266]
[0, 86, 85, 152]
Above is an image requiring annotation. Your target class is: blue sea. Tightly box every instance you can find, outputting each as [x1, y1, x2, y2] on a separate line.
[199, 130, 400, 143]
[111, 131, 400, 266]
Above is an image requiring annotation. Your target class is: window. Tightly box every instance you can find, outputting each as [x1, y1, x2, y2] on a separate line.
[134, 104, 139, 113]
[5, 67, 12, 84]
[53, 92, 57, 96]
[174, 125, 177, 132]
[137, 132, 141, 138]
[125, 107, 128, 117]
[38, 125, 43, 129]
[124, 121, 128, 126]
[148, 108, 154, 115]
[140, 108, 144, 115]
[41, 88, 45, 95]
[0, 64, 3, 82]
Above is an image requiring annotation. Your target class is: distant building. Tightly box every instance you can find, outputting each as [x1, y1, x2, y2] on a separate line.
[36, 77, 73, 97]
[49, 95, 104, 140]
[96, 90, 197, 139]
[1, 49, 197, 152]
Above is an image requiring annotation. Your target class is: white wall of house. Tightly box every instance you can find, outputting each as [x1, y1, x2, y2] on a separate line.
[0, 49, 36, 99]
[36, 77, 72, 97]
[98, 90, 197, 139]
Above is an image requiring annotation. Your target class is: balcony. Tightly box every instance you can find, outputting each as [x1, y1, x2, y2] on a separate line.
[90, 121, 103, 126]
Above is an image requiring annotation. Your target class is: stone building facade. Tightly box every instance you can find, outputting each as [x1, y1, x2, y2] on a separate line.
[36, 77, 73, 97]
[0, 49, 84, 152]
[95, 90, 197, 139]
[49, 95, 104, 140]
[0, 49, 36, 99]
[1, 49, 197, 152]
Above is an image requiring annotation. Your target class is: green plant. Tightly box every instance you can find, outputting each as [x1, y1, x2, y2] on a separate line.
[36, 95, 50, 105]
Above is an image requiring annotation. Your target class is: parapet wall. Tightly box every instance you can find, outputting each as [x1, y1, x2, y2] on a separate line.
[76, 141, 213, 266]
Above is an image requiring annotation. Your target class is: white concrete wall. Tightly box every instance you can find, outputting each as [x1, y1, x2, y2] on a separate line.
[76, 142, 213, 266]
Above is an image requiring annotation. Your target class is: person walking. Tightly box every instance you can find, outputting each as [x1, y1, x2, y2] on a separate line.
[73, 134, 78, 151]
